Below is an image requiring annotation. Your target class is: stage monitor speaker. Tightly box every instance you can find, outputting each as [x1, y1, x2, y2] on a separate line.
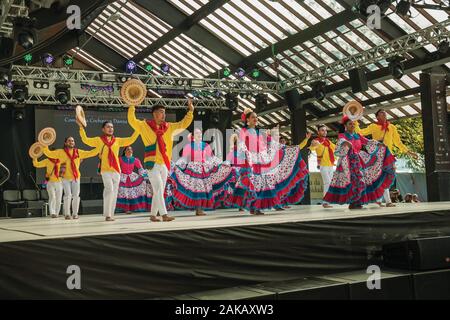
[383, 236, 450, 270]
[80, 199, 103, 215]
[348, 68, 368, 93]
[10, 208, 43, 218]
[255, 277, 349, 300]
[413, 269, 450, 300]
[320, 270, 413, 300]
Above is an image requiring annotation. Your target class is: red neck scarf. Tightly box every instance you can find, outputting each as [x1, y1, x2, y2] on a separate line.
[64, 148, 79, 180]
[376, 120, 390, 132]
[49, 158, 60, 178]
[100, 135, 121, 173]
[315, 137, 335, 164]
[146, 119, 170, 170]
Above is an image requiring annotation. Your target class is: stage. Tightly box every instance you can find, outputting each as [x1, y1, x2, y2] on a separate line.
[0, 202, 450, 299]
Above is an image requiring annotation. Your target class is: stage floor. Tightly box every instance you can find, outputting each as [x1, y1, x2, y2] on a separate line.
[0, 202, 449, 243]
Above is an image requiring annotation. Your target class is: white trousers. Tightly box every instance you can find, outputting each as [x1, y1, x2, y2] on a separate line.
[320, 166, 334, 204]
[147, 164, 169, 216]
[383, 188, 392, 203]
[62, 179, 80, 217]
[47, 181, 63, 216]
[101, 172, 121, 218]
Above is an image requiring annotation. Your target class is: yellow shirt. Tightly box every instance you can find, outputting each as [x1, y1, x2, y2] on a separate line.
[79, 128, 139, 174]
[298, 137, 309, 150]
[309, 139, 336, 167]
[32, 158, 61, 182]
[127, 105, 193, 167]
[355, 122, 408, 155]
[43, 146, 100, 180]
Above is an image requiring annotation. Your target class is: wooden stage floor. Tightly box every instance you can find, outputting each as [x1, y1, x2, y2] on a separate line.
[1, 202, 449, 244]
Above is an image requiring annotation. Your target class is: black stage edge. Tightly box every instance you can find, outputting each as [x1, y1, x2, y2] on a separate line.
[1, 209, 450, 299]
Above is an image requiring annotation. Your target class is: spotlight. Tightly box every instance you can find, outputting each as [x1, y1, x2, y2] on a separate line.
[223, 67, 231, 78]
[126, 60, 137, 73]
[255, 93, 268, 110]
[312, 81, 326, 100]
[438, 41, 449, 54]
[251, 69, 260, 79]
[42, 53, 55, 66]
[396, 0, 411, 16]
[240, 92, 253, 100]
[13, 17, 38, 50]
[226, 92, 238, 111]
[118, 75, 128, 83]
[1, 103, 7, 109]
[387, 56, 404, 79]
[13, 109, 25, 121]
[12, 81, 28, 103]
[235, 67, 246, 78]
[145, 63, 154, 72]
[55, 83, 71, 104]
[160, 63, 170, 74]
[24, 53, 33, 64]
[63, 54, 74, 67]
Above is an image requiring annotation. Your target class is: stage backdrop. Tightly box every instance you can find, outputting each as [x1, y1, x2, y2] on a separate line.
[34, 107, 176, 183]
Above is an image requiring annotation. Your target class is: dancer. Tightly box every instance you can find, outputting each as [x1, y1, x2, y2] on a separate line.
[356, 109, 417, 207]
[32, 156, 63, 218]
[227, 108, 309, 215]
[324, 116, 396, 209]
[309, 124, 336, 208]
[43, 137, 99, 219]
[171, 128, 234, 216]
[79, 122, 139, 221]
[127, 99, 194, 222]
[116, 146, 148, 213]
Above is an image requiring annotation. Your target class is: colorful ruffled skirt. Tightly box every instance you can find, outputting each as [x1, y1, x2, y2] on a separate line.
[324, 141, 396, 205]
[116, 172, 148, 213]
[225, 144, 309, 210]
[170, 157, 234, 210]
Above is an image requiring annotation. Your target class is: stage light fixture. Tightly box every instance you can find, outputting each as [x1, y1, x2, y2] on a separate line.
[13, 17, 38, 50]
[24, 53, 33, 64]
[438, 40, 449, 54]
[251, 69, 260, 79]
[387, 56, 404, 79]
[255, 93, 268, 110]
[223, 67, 231, 78]
[12, 81, 29, 103]
[312, 81, 326, 101]
[145, 63, 154, 72]
[126, 60, 137, 73]
[0, 103, 7, 109]
[63, 54, 74, 67]
[55, 83, 71, 104]
[42, 53, 55, 66]
[235, 67, 246, 78]
[160, 63, 170, 74]
[396, 0, 411, 16]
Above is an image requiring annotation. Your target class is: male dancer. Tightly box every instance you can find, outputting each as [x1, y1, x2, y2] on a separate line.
[309, 124, 335, 208]
[128, 99, 194, 222]
[79, 121, 139, 221]
[356, 109, 417, 207]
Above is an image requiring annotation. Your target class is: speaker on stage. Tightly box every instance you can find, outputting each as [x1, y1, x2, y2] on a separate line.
[10, 208, 43, 218]
[348, 68, 368, 93]
[383, 236, 450, 270]
[413, 269, 450, 300]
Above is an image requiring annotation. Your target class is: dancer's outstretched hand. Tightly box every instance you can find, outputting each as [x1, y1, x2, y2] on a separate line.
[187, 98, 194, 112]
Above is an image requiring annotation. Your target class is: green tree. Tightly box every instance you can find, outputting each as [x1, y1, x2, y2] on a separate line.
[392, 117, 425, 172]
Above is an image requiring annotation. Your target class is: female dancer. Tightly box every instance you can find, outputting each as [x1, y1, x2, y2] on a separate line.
[116, 146, 148, 213]
[323, 116, 396, 209]
[227, 108, 309, 215]
[171, 128, 234, 216]
[43, 137, 99, 219]
[32, 156, 63, 218]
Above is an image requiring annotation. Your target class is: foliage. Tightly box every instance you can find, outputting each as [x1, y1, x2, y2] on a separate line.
[392, 117, 425, 172]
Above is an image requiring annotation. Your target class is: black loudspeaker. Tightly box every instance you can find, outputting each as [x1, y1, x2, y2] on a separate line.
[413, 269, 450, 300]
[383, 236, 450, 270]
[80, 199, 103, 215]
[10, 208, 42, 218]
[255, 277, 349, 300]
[348, 68, 368, 93]
[321, 271, 413, 300]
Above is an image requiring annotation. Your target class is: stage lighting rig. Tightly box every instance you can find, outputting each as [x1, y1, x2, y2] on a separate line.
[387, 56, 404, 79]
[13, 17, 38, 50]
[55, 83, 71, 104]
[12, 81, 29, 103]
[311, 81, 326, 101]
